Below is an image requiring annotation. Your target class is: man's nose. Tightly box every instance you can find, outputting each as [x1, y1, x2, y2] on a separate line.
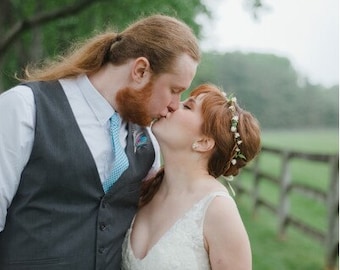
[167, 94, 181, 112]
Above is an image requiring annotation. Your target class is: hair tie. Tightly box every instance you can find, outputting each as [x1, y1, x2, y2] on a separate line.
[115, 34, 122, 42]
[104, 35, 122, 63]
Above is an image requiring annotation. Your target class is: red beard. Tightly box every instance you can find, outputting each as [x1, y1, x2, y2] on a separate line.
[116, 80, 154, 126]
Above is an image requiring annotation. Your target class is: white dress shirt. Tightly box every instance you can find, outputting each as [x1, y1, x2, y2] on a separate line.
[0, 75, 160, 231]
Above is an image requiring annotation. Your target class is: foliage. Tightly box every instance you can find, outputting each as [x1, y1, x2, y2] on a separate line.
[1, 1, 337, 129]
[0, 0, 209, 90]
[190, 52, 339, 129]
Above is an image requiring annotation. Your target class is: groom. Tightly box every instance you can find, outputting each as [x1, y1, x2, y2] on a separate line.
[0, 14, 200, 270]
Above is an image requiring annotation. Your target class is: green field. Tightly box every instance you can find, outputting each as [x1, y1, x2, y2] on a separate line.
[234, 129, 339, 270]
[260, 129, 339, 153]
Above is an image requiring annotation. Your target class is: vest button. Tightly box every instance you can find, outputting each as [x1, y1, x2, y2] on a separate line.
[98, 247, 105, 254]
[99, 222, 106, 231]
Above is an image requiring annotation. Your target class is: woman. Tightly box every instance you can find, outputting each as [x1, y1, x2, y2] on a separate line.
[121, 83, 261, 270]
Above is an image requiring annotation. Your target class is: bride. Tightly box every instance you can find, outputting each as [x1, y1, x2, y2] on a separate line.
[121, 83, 261, 270]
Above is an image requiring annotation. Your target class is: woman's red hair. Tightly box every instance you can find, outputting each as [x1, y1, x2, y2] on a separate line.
[139, 84, 261, 207]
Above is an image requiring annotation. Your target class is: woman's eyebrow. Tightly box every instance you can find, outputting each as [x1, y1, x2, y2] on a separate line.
[185, 97, 196, 104]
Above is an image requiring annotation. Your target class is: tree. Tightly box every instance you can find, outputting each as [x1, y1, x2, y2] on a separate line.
[0, 0, 101, 58]
[0, 0, 209, 91]
[191, 51, 338, 128]
[0, 0, 264, 92]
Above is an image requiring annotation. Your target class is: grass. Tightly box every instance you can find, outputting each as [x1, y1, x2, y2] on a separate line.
[261, 128, 339, 153]
[234, 128, 339, 270]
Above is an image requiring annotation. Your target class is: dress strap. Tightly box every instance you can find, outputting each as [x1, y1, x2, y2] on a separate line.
[130, 215, 137, 229]
[200, 191, 233, 228]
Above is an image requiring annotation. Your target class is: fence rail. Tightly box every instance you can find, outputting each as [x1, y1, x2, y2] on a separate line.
[234, 146, 339, 270]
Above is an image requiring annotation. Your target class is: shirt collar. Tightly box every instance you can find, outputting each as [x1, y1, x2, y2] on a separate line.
[76, 74, 114, 125]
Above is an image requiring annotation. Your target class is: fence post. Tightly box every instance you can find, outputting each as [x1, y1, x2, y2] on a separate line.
[278, 151, 291, 239]
[324, 155, 339, 270]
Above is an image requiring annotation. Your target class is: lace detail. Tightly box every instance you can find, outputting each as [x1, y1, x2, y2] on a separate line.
[121, 191, 231, 270]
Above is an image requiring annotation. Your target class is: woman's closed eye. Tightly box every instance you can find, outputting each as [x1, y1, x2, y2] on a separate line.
[182, 98, 196, 110]
[183, 103, 191, 110]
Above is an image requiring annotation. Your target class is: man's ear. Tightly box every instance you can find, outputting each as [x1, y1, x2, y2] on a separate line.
[193, 136, 215, 153]
[131, 57, 151, 83]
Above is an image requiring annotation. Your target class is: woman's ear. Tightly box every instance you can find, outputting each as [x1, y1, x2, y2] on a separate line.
[193, 137, 215, 153]
[131, 57, 151, 83]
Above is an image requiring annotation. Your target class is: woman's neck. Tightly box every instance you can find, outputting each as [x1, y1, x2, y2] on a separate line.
[159, 151, 212, 196]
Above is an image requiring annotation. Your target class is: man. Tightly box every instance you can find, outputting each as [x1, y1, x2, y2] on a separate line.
[0, 14, 200, 270]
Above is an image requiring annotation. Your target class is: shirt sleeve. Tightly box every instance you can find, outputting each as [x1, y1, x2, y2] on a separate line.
[0, 85, 35, 231]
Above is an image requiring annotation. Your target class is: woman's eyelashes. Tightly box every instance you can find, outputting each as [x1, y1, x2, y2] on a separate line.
[182, 103, 191, 110]
[182, 97, 197, 110]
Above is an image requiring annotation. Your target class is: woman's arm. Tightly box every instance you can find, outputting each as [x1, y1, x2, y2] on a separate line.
[204, 196, 252, 270]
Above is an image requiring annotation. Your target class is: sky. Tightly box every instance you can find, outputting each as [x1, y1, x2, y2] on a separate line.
[197, 0, 339, 87]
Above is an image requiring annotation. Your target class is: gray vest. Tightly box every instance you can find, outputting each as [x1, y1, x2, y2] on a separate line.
[0, 81, 155, 270]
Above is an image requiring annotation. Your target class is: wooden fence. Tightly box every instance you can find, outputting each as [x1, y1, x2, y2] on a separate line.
[234, 146, 339, 270]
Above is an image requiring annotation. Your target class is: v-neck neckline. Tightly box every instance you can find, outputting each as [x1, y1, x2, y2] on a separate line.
[128, 192, 218, 261]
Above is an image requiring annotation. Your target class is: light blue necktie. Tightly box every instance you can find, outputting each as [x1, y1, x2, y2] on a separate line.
[102, 113, 129, 193]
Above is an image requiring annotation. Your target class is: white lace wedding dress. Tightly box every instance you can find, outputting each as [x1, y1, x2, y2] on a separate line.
[121, 191, 231, 270]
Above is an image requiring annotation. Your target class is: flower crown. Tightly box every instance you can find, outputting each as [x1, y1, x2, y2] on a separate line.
[221, 91, 247, 196]
[221, 91, 246, 164]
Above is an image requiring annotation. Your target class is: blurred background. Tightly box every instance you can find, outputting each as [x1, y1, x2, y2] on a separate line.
[0, 0, 338, 269]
